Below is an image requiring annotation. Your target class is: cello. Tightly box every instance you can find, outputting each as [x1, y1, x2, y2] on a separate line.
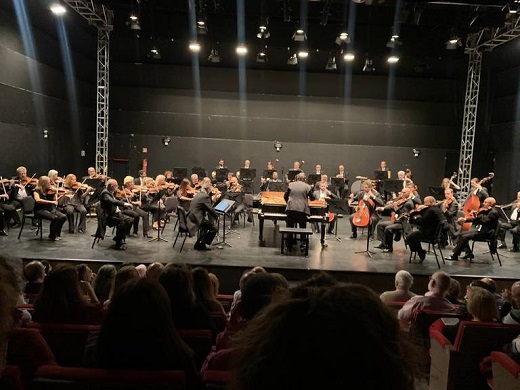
[461, 173, 494, 231]
[352, 195, 375, 228]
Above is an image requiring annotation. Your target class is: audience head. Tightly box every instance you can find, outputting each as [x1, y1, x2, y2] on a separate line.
[41, 260, 52, 275]
[395, 270, 414, 291]
[232, 282, 423, 390]
[428, 271, 451, 295]
[240, 273, 287, 321]
[208, 273, 220, 297]
[93, 264, 117, 304]
[109, 265, 140, 302]
[146, 263, 164, 280]
[158, 264, 195, 310]
[24, 260, 46, 283]
[94, 278, 193, 371]
[466, 286, 499, 322]
[135, 264, 147, 278]
[192, 267, 217, 306]
[480, 277, 497, 293]
[77, 264, 94, 283]
[445, 277, 461, 304]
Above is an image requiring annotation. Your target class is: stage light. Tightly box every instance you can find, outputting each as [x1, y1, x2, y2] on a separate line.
[236, 45, 248, 56]
[50, 3, 66, 15]
[363, 57, 375, 72]
[43, 129, 49, 139]
[297, 49, 308, 59]
[325, 55, 337, 70]
[292, 29, 306, 42]
[446, 36, 461, 50]
[162, 136, 171, 146]
[150, 47, 161, 59]
[343, 52, 355, 62]
[274, 141, 283, 152]
[257, 17, 270, 39]
[335, 31, 350, 45]
[412, 148, 421, 158]
[387, 55, 399, 64]
[256, 48, 267, 63]
[189, 42, 201, 52]
[287, 53, 298, 65]
[386, 36, 402, 48]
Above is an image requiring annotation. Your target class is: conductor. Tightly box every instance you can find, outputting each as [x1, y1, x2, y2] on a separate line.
[187, 177, 219, 251]
[284, 172, 315, 252]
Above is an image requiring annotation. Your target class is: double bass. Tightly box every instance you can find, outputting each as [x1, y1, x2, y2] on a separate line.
[462, 173, 494, 231]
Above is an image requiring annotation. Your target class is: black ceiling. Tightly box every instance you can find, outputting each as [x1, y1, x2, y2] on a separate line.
[7, 0, 515, 77]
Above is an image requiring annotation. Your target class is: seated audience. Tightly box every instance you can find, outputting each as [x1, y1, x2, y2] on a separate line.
[229, 266, 267, 318]
[192, 267, 226, 317]
[230, 282, 426, 389]
[33, 264, 104, 324]
[76, 264, 99, 304]
[380, 270, 417, 303]
[398, 271, 456, 324]
[135, 264, 147, 278]
[23, 260, 46, 295]
[88, 278, 200, 387]
[146, 262, 164, 280]
[104, 265, 140, 307]
[92, 264, 116, 305]
[502, 281, 520, 324]
[445, 277, 463, 305]
[158, 264, 217, 337]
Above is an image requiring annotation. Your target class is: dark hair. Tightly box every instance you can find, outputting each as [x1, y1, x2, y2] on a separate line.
[109, 265, 139, 301]
[231, 283, 425, 390]
[158, 264, 195, 311]
[240, 273, 286, 321]
[76, 264, 89, 281]
[23, 260, 45, 282]
[94, 278, 195, 372]
[93, 264, 117, 304]
[192, 267, 221, 311]
[41, 260, 52, 275]
[33, 264, 94, 323]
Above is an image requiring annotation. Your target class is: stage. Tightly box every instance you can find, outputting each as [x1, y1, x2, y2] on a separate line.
[4, 213, 520, 295]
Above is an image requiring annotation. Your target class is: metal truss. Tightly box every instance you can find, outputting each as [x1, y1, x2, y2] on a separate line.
[457, 13, 520, 200]
[63, 1, 113, 175]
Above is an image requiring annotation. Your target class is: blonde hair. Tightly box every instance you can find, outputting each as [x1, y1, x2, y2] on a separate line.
[123, 176, 134, 185]
[64, 174, 76, 188]
[466, 286, 499, 322]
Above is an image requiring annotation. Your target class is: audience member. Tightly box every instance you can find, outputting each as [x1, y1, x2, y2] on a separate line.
[480, 277, 506, 309]
[192, 267, 226, 316]
[33, 264, 104, 324]
[158, 264, 217, 337]
[398, 271, 456, 324]
[76, 264, 99, 304]
[135, 264, 147, 278]
[229, 267, 267, 316]
[502, 281, 520, 324]
[23, 260, 46, 295]
[380, 270, 416, 303]
[92, 264, 116, 305]
[105, 265, 140, 306]
[88, 278, 200, 387]
[146, 262, 164, 280]
[231, 282, 426, 390]
[445, 277, 463, 305]
[41, 260, 52, 275]
[208, 273, 220, 298]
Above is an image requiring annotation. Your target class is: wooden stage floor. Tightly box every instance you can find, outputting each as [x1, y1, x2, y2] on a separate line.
[4, 214, 520, 294]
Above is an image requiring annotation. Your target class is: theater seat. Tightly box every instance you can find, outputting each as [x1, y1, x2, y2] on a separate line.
[33, 365, 186, 390]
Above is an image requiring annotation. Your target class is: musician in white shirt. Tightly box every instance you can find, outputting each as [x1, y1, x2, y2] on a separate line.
[497, 192, 520, 252]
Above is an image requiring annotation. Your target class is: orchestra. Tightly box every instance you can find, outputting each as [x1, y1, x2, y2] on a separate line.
[6, 157, 516, 259]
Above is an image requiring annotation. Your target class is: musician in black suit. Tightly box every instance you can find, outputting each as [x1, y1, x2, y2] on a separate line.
[374, 187, 415, 253]
[100, 179, 133, 250]
[133, 170, 146, 187]
[348, 180, 384, 239]
[260, 171, 283, 192]
[406, 196, 446, 262]
[497, 192, 520, 251]
[445, 197, 499, 261]
[440, 188, 459, 246]
[313, 182, 337, 234]
[284, 172, 315, 251]
[187, 177, 219, 251]
[468, 177, 489, 205]
[334, 164, 349, 198]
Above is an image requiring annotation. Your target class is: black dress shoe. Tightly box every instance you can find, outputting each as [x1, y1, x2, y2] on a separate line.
[394, 232, 402, 242]
[497, 243, 507, 250]
[131, 233, 139, 238]
[383, 248, 393, 253]
[462, 253, 475, 260]
[349, 233, 357, 239]
[0, 230, 8, 236]
[113, 244, 127, 251]
[509, 247, 520, 252]
[194, 243, 212, 251]
[445, 255, 458, 261]
[374, 243, 386, 249]
[418, 249, 426, 262]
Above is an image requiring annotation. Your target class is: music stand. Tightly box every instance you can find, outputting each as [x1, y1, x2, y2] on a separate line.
[191, 167, 206, 179]
[307, 174, 321, 186]
[239, 169, 256, 194]
[326, 198, 350, 242]
[330, 177, 346, 198]
[354, 219, 375, 258]
[213, 199, 236, 247]
[262, 169, 275, 179]
[216, 168, 229, 183]
[269, 181, 287, 192]
[84, 179, 105, 207]
[374, 170, 390, 181]
[223, 192, 243, 234]
[287, 169, 301, 182]
[429, 186, 446, 201]
[172, 167, 188, 185]
[383, 179, 404, 194]
[148, 204, 169, 243]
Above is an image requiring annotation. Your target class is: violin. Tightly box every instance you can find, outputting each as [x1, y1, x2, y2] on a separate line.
[15, 177, 38, 187]
[1, 178, 14, 187]
[46, 186, 67, 196]
[441, 197, 453, 212]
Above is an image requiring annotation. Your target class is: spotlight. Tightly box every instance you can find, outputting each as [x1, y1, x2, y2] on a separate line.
[236, 45, 248, 56]
[208, 49, 221, 63]
[50, 3, 66, 15]
[128, 19, 141, 30]
[352, 0, 365, 3]
[189, 42, 201, 52]
[129, 14, 138, 21]
[335, 31, 350, 45]
[412, 148, 421, 158]
[446, 36, 461, 50]
[256, 48, 267, 63]
[297, 49, 308, 59]
[386, 36, 402, 48]
[363, 57, 375, 72]
[257, 17, 270, 39]
[325, 55, 337, 70]
[292, 29, 306, 42]
[387, 55, 399, 64]
[287, 53, 298, 65]
[162, 136, 171, 146]
[43, 129, 49, 139]
[274, 140, 283, 152]
[343, 52, 355, 62]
